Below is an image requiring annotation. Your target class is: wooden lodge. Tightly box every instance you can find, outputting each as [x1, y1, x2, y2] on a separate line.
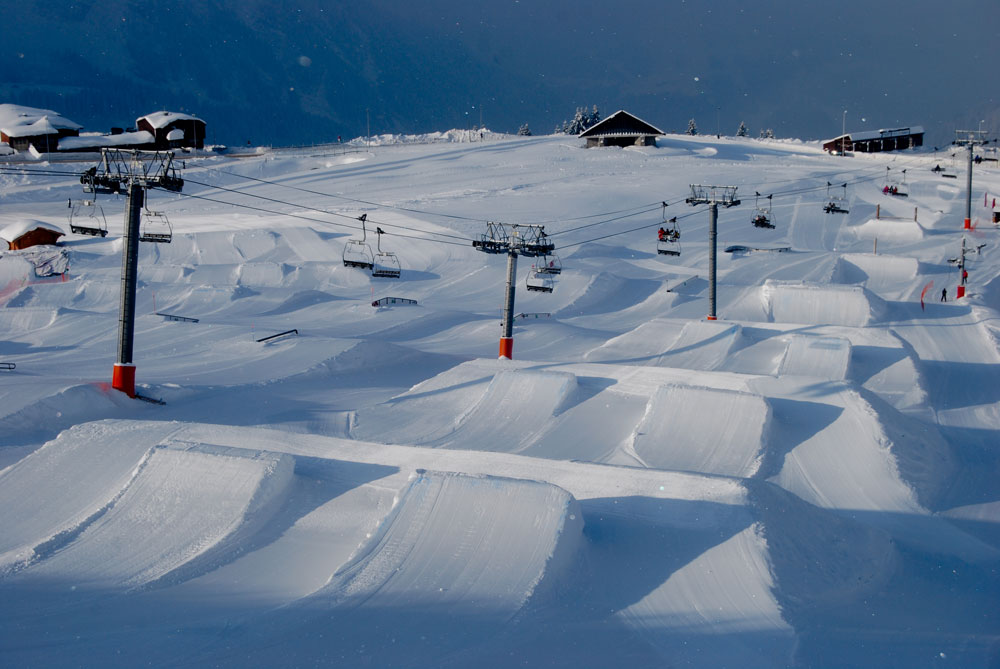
[823, 126, 924, 154]
[0, 104, 81, 153]
[1, 219, 64, 250]
[136, 111, 206, 150]
[579, 110, 664, 148]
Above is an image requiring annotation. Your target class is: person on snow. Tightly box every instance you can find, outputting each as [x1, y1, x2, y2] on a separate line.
[962, 268, 968, 285]
[941, 287, 947, 302]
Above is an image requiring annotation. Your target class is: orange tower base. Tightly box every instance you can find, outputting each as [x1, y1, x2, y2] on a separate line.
[956, 285, 966, 299]
[499, 337, 513, 359]
[112, 363, 136, 398]
[964, 218, 971, 230]
[706, 315, 717, 321]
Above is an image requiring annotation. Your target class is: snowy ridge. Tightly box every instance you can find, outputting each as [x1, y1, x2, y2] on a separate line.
[761, 280, 887, 327]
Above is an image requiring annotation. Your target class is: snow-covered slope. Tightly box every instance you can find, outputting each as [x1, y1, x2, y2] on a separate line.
[1, 133, 999, 667]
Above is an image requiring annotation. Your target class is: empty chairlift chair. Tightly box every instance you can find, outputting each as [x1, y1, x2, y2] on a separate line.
[372, 227, 401, 278]
[343, 213, 375, 270]
[68, 199, 109, 237]
[139, 206, 172, 243]
[526, 264, 554, 292]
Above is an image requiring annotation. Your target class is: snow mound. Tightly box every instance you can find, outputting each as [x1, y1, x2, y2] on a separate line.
[833, 253, 919, 298]
[16, 443, 293, 589]
[632, 384, 772, 477]
[770, 386, 956, 514]
[353, 365, 578, 451]
[0, 421, 176, 574]
[761, 280, 886, 327]
[779, 335, 851, 379]
[853, 217, 925, 242]
[326, 470, 581, 609]
[619, 522, 794, 668]
[585, 319, 742, 371]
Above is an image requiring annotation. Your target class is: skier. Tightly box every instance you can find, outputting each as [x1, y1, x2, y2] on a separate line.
[658, 227, 667, 241]
[941, 288, 947, 302]
[962, 268, 968, 285]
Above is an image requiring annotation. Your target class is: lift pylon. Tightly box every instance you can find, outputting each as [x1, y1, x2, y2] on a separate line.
[686, 185, 740, 321]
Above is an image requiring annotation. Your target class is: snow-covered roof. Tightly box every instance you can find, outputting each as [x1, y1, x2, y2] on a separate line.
[58, 130, 155, 151]
[0, 218, 64, 242]
[825, 126, 925, 144]
[579, 110, 665, 138]
[137, 111, 204, 130]
[0, 104, 82, 137]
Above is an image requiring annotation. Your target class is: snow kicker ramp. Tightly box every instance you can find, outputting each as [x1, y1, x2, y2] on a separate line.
[241, 471, 583, 665]
[586, 319, 743, 371]
[778, 335, 851, 379]
[631, 384, 772, 478]
[757, 280, 886, 327]
[0, 421, 176, 574]
[833, 253, 919, 299]
[9, 442, 292, 589]
[352, 366, 578, 452]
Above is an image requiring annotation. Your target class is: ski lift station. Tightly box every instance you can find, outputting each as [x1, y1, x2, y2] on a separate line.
[823, 125, 924, 154]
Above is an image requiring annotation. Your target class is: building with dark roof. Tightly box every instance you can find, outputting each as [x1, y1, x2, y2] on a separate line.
[823, 126, 924, 154]
[136, 111, 206, 149]
[0, 104, 82, 153]
[579, 110, 664, 148]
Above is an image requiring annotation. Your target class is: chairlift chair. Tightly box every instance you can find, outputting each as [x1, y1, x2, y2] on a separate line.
[883, 167, 909, 197]
[343, 213, 375, 270]
[751, 192, 775, 229]
[526, 265, 554, 292]
[657, 210, 681, 256]
[371, 226, 401, 278]
[139, 207, 173, 243]
[535, 253, 561, 275]
[68, 199, 109, 237]
[823, 182, 849, 214]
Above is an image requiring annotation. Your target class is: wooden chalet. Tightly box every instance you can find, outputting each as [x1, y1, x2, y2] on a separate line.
[579, 110, 664, 148]
[136, 111, 206, 149]
[823, 126, 924, 154]
[0, 104, 81, 153]
[1, 219, 64, 250]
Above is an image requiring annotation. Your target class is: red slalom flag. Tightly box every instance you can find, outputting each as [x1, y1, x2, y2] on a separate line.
[920, 280, 934, 311]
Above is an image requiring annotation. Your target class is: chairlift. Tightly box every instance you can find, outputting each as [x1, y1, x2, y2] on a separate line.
[343, 213, 375, 270]
[139, 205, 173, 243]
[883, 167, 909, 197]
[823, 182, 849, 214]
[526, 264, 554, 292]
[657, 204, 681, 256]
[371, 226, 401, 278]
[751, 192, 775, 229]
[67, 198, 109, 237]
[534, 253, 561, 275]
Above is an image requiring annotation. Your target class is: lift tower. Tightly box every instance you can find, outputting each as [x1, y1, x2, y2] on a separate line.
[953, 129, 989, 230]
[686, 185, 740, 321]
[473, 222, 554, 359]
[81, 149, 183, 397]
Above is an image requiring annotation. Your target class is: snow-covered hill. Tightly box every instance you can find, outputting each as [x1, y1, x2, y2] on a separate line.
[1, 133, 999, 667]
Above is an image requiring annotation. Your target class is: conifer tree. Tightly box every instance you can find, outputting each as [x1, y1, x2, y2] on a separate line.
[687, 119, 698, 136]
[736, 121, 748, 137]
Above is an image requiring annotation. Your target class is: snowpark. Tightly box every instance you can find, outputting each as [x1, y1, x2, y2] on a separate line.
[1, 131, 999, 667]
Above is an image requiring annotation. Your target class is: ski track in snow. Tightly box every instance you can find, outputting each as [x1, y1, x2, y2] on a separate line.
[1, 133, 999, 667]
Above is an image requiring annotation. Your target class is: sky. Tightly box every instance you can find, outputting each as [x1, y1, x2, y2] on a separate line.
[2, 1, 998, 147]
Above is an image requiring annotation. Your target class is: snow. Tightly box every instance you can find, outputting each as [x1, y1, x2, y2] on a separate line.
[1, 131, 999, 666]
[0, 218, 64, 243]
[57, 130, 154, 151]
[137, 110, 202, 130]
[0, 103, 82, 137]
